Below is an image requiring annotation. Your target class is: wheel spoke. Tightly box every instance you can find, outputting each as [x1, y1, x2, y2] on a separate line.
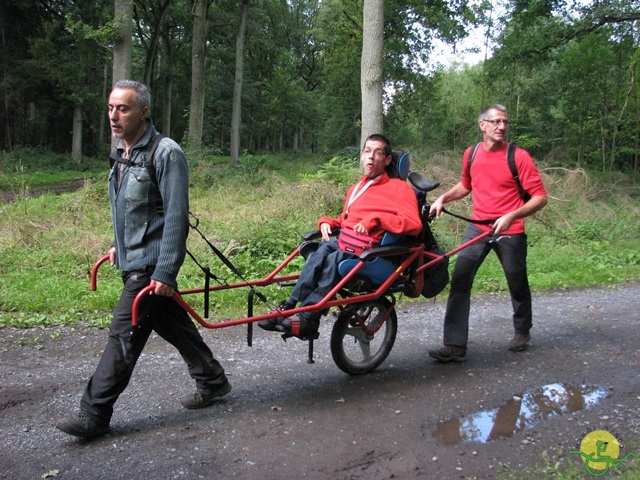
[357, 338, 371, 360]
[345, 327, 368, 342]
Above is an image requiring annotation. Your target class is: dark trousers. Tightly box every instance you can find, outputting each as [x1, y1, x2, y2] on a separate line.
[288, 240, 355, 320]
[81, 268, 226, 421]
[443, 224, 532, 347]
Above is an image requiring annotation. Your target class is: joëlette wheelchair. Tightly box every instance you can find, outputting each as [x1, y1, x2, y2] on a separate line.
[90, 152, 493, 375]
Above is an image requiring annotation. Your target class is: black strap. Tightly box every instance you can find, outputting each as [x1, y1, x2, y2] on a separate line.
[442, 207, 497, 225]
[108, 133, 165, 194]
[467, 142, 481, 174]
[108, 133, 165, 178]
[505, 142, 531, 202]
[143, 134, 165, 188]
[188, 213, 269, 304]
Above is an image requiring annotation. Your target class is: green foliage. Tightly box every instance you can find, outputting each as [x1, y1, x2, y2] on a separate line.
[65, 16, 118, 47]
[1, 147, 107, 175]
[4, 0, 639, 179]
[302, 154, 361, 187]
[512, 134, 541, 151]
[487, 3, 640, 171]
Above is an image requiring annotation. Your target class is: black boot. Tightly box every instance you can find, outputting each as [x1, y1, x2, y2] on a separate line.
[55, 412, 111, 439]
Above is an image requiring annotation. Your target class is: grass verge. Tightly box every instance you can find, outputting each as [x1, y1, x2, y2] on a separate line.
[0, 148, 639, 328]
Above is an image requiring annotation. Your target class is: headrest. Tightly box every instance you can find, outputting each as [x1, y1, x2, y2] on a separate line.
[387, 151, 410, 180]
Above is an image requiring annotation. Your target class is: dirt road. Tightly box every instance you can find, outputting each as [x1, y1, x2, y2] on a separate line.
[1, 283, 639, 479]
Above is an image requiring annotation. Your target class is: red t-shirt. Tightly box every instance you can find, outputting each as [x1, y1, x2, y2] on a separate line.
[461, 144, 546, 234]
[317, 173, 423, 241]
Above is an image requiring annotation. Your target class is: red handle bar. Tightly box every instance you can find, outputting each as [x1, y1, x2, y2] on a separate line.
[90, 255, 111, 291]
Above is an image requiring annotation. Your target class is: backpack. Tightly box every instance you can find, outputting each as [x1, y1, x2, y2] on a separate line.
[420, 217, 449, 298]
[467, 142, 531, 202]
[413, 190, 449, 299]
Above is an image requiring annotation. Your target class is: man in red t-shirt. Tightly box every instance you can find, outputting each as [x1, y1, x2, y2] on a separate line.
[427, 104, 547, 362]
[258, 133, 422, 339]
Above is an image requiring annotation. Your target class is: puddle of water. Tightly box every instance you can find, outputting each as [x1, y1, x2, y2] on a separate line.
[432, 383, 607, 445]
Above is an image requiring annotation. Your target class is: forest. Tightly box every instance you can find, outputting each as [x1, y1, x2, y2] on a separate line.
[1, 0, 640, 172]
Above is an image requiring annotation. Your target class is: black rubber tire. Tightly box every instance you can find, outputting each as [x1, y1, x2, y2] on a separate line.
[330, 297, 397, 375]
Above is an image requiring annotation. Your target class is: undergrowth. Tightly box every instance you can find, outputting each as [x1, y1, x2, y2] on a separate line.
[0, 147, 639, 328]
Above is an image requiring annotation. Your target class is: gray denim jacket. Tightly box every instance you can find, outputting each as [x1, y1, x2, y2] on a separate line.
[108, 121, 189, 288]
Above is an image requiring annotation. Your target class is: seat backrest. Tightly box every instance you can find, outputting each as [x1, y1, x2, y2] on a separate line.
[380, 232, 405, 246]
[337, 257, 398, 289]
[386, 151, 410, 181]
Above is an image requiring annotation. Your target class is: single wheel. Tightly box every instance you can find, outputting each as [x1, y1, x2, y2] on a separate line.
[330, 297, 397, 375]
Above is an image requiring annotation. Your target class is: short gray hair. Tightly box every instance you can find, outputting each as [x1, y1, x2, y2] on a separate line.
[113, 80, 151, 111]
[479, 104, 508, 122]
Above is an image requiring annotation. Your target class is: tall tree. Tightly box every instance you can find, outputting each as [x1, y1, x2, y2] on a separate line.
[230, 0, 250, 166]
[133, 0, 171, 87]
[112, 0, 133, 152]
[161, 17, 173, 137]
[360, 0, 384, 144]
[113, 0, 133, 84]
[187, 0, 209, 152]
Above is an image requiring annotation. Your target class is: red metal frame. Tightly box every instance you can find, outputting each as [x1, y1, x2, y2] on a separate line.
[90, 230, 493, 330]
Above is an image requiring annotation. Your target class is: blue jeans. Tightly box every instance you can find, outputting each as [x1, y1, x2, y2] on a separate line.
[443, 224, 532, 347]
[288, 240, 355, 320]
[81, 267, 227, 420]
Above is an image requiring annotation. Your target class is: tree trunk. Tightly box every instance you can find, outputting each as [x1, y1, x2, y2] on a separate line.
[187, 0, 209, 153]
[161, 19, 173, 136]
[71, 104, 82, 164]
[230, 0, 250, 167]
[162, 72, 173, 137]
[609, 50, 637, 171]
[113, 0, 132, 86]
[112, 0, 133, 151]
[143, 0, 171, 87]
[635, 101, 639, 172]
[1, 9, 12, 150]
[360, 0, 384, 145]
[99, 60, 108, 147]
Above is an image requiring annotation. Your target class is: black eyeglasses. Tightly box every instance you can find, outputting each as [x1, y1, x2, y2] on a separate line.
[484, 119, 509, 126]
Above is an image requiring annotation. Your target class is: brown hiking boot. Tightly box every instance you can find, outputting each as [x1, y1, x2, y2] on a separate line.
[508, 333, 531, 352]
[428, 345, 467, 363]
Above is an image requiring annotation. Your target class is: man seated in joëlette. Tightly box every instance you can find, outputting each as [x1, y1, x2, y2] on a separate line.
[258, 133, 423, 339]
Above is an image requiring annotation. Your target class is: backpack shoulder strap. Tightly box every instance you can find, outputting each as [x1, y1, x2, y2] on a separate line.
[506, 143, 531, 202]
[466, 143, 481, 175]
[143, 134, 165, 188]
[143, 133, 166, 214]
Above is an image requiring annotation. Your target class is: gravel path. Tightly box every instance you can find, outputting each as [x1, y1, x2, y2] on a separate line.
[1, 282, 639, 479]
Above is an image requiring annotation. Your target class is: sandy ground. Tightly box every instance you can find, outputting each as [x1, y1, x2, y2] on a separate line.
[1, 282, 639, 479]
